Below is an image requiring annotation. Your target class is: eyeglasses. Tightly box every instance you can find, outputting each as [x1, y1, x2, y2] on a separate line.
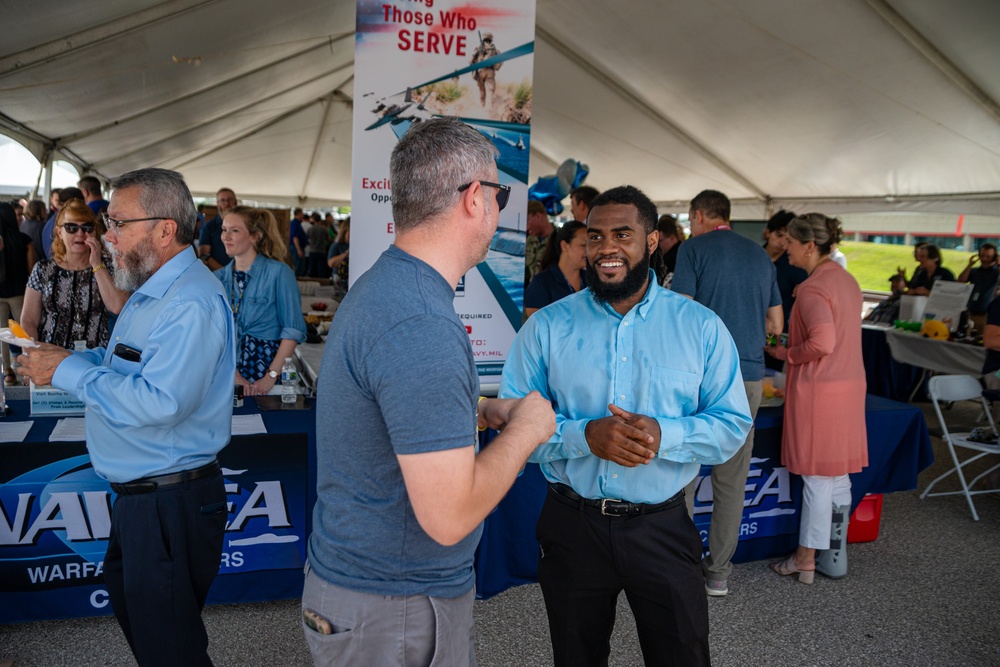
[101, 212, 168, 235]
[458, 181, 510, 212]
[61, 223, 95, 235]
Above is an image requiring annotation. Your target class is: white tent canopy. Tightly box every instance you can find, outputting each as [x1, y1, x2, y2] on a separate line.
[2, 0, 999, 217]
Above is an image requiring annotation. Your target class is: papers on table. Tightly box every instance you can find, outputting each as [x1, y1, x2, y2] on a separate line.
[925, 281, 974, 329]
[15, 414, 266, 443]
[232, 414, 267, 435]
[49, 418, 87, 441]
[0, 420, 33, 443]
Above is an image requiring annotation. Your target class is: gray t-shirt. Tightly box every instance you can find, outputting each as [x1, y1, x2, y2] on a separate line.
[671, 230, 780, 382]
[308, 245, 480, 598]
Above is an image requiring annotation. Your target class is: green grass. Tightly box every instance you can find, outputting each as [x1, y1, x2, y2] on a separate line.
[418, 82, 463, 103]
[513, 81, 532, 109]
[840, 241, 971, 292]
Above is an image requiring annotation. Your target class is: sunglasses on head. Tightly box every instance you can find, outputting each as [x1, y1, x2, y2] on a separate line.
[61, 223, 95, 234]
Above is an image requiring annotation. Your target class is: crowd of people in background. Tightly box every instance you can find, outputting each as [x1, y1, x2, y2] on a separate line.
[1, 180, 357, 391]
[2, 144, 999, 666]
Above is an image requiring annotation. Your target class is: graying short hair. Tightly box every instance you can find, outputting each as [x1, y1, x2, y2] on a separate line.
[390, 117, 499, 233]
[111, 168, 197, 245]
[787, 212, 843, 255]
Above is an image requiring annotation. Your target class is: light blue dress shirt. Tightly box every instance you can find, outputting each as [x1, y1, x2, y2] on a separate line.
[53, 247, 237, 483]
[214, 254, 306, 344]
[500, 272, 752, 504]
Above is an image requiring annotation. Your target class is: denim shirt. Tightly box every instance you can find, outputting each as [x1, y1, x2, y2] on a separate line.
[214, 254, 306, 344]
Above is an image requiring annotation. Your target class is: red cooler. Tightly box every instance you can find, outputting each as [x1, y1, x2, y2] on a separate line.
[847, 493, 883, 543]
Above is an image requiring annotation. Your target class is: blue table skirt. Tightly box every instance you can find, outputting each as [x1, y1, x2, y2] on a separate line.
[474, 394, 933, 599]
[862, 326, 924, 402]
[0, 399, 315, 624]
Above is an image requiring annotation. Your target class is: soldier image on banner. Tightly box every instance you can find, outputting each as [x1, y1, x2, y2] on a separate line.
[470, 32, 502, 109]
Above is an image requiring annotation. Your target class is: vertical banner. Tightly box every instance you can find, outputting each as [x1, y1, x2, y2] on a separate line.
[353, 0, 537, 382]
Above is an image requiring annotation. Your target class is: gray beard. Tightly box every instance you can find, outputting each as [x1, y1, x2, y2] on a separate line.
[112, 239, 159, 292]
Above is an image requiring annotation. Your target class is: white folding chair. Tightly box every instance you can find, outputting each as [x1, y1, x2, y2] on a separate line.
[920, 375, 1000, 521]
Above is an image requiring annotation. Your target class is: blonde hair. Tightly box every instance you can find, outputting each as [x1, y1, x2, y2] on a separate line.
[51, 199, 102, 263]
[334, 217, 350, 244]
[227, 206, 287, 261]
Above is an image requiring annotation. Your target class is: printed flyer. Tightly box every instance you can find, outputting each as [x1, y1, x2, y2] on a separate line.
[353, 0, 537, 381]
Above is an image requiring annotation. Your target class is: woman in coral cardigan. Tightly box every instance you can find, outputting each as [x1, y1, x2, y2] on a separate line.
[765, 213, 868, 583]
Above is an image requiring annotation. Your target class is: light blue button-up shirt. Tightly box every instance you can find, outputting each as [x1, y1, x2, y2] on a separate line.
[53, 247, 237, 483]
[500, 273, 752, 504]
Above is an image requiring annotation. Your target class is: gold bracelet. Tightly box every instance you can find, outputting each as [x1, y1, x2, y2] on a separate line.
[477, 396, 488, 432]
[92, 263, 106, 273]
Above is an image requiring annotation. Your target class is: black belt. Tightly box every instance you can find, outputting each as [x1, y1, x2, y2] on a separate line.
[550, 483, 682, 517]
[110, 460, 220, 496]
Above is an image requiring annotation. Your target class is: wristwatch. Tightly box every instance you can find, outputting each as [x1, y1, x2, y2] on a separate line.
[267, 369, 279, 379]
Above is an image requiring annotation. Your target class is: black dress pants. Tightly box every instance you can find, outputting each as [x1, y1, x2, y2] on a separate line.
[103, 472, 227, 667]
[536, 485, 710, 667]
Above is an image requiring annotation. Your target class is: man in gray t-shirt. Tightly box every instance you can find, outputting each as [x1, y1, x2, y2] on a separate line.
[672, 189, 782, 598]
[304, 118, 554, 667]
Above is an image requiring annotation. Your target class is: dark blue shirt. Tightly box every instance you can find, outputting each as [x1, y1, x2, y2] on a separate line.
[772, 250, 808, 332]
[909, 265, 954, 291]
[197, 215, 228, 266]
[289, 218, 308, 256]
[672, 230, 781, 382]
[524, 264, 586, 310]
[967, 266, 999, 314]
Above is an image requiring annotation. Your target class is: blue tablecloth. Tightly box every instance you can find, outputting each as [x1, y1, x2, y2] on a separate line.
[862, 325, 924, 402]
[0, 399, 316, 623]
[474, 394, 933, 599]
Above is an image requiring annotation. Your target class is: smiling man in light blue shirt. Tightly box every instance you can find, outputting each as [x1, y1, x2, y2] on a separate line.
[18, 167, 236, 667]
[500, 185, 751, 667]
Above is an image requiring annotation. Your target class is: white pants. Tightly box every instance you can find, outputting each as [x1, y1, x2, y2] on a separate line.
[799, 474, 852, 550]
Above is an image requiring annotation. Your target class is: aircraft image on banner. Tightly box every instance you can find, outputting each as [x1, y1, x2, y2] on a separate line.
[362, 41, 533, 185]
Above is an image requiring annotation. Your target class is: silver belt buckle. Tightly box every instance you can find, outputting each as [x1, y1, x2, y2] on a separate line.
[600, 498, 622, 516]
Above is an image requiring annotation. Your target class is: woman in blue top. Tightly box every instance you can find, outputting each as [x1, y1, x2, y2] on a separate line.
[523, 221, 587, 319]
[215, 206, 306, 396]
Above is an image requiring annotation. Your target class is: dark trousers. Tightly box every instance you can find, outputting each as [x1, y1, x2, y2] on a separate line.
[104, 472, 227, 667]
[536, 486, 710, 667]
[308, 252, 329, 278]
[292, 247, 307, 276]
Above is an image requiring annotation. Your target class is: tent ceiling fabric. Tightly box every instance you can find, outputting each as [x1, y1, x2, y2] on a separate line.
[1, 0, 998, 213]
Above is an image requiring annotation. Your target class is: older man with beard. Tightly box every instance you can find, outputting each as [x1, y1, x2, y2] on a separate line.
[17, 168, 236, 667]
[501, 185, 751, 667]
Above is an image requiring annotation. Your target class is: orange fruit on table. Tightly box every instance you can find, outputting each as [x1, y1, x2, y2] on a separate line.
[8, 319, 29, 340]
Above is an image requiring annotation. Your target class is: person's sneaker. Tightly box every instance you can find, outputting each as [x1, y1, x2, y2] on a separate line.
[705, 579, 728, 597]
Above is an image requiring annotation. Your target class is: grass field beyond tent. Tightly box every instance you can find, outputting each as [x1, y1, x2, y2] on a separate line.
[835, 241, 971, 292]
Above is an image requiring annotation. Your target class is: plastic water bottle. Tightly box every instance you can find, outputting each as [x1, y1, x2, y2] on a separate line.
[0, 355, 6, 417]
[280, 357, 297, 404]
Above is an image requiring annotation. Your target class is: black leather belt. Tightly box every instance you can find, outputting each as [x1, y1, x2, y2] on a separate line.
[550, 483, 682, 517]
[110, 460, 220, 496]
